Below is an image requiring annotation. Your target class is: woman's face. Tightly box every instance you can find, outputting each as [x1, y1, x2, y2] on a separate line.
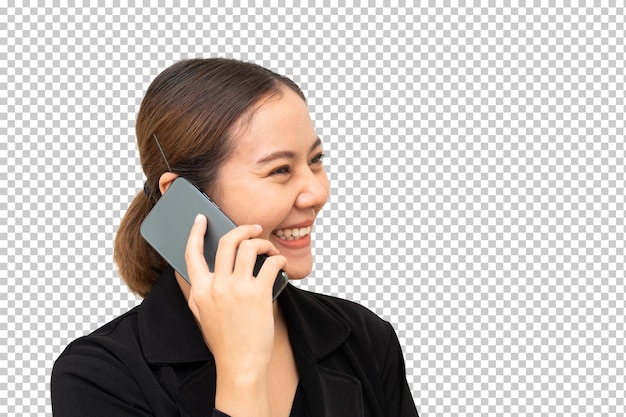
[212, 87, 330, 280]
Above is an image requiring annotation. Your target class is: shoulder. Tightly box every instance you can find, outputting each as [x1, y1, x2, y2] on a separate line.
[55, 306, 142, 361]
[51, 307, 150, 415]
[52, 306, 145, 391]
[287, 285, 396, 346]
[301, 288, 387, 324]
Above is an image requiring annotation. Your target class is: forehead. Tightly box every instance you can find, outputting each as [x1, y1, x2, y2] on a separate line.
[229, 89, 317, 158]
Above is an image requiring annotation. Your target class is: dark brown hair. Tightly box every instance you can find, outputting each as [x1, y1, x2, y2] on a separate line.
[114, 58, 305, 297]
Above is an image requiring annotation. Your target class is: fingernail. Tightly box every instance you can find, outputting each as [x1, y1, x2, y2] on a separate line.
[254, 224, 262, 231]
[194, 214, 205, 223]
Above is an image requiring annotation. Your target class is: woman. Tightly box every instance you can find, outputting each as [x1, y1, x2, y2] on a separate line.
[51, 58, 418, 417]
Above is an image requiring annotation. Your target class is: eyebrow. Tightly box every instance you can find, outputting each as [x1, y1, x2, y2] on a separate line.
[256, 137, 322, 165]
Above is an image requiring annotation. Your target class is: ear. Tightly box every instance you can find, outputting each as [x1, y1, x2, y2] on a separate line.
[159, 172, 179, 196]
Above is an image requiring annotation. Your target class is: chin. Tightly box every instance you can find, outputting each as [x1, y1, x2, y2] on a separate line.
[283, 262, 313, 281]
[276, 246, 314, 280]
[286, 272, 309, 281]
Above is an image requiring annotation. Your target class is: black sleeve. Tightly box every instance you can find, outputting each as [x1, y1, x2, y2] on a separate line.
[380, 322, 420, 417]
[51, 352, 153, 416]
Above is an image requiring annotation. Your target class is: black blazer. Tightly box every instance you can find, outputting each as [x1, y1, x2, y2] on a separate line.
[52, 268, 419, 416]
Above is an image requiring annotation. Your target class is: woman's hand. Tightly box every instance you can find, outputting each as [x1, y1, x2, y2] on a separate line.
[184, 214, 287, 416]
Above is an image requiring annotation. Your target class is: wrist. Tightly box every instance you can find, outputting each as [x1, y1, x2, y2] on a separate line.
[215, 372, 270, 417]
[213, 354, 271, 384]
[216, 367, 268, 389]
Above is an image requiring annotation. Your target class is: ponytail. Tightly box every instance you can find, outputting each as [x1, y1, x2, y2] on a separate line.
[114, 188, 168, 297]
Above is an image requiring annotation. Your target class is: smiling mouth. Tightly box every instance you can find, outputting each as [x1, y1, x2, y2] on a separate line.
[273, 226, 313, 240]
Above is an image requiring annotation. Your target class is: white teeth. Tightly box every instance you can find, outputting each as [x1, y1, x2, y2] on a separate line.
[274, 226, 312, 240]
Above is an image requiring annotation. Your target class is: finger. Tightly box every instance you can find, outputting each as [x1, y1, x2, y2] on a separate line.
[232, 238, 282, 278]
[255, 255, 288, 294]
[213, 224, 263, 276]
[185, 214, 212, 287]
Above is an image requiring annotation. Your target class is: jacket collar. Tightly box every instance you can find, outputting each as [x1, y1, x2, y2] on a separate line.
[138, 267, 351, 365]
[138, 267, 363, 416]
[138, 267, 211, 364]
[278, 281, 351, 360]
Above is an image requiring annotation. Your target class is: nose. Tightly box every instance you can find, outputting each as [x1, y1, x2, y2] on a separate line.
[295, 168, 329, 210]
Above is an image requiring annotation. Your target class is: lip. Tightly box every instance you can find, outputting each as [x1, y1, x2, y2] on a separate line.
[274, 219, 315, 230]
[271, 219, 315, 250]
[271, 232, 311, 249]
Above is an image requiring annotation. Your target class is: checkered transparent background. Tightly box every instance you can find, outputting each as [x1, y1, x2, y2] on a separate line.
[2, 3, 625, 416]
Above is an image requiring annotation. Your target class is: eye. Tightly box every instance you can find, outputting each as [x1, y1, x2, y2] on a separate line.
[270, 165, 291, 176]
[310, 152, 326, 165]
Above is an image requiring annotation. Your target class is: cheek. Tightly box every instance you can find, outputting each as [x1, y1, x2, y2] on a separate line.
[215, 183, 274, 225]
[234, 196, 292, 236]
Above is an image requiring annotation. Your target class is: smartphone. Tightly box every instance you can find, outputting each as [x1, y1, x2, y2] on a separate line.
[140, 177, 288, 301]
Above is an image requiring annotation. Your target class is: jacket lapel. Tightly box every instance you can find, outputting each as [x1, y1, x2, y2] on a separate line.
[177, 363, 217, 417]
[280, 284, 365, 416]
[290, 337, 364, 416]
[318, 368, 364, 417]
